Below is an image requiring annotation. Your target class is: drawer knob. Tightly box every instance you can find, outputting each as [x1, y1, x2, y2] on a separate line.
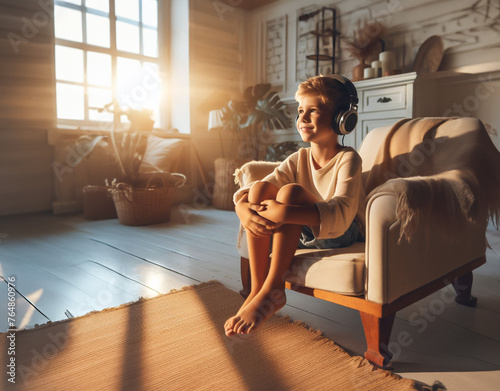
[377, 97, 392, 103]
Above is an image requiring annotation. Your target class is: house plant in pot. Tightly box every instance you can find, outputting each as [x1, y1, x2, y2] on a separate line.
[104, 104, 186, 225]
[75, 102, 186, 224]
[344, 20, 385, 81]
[211, 83, 291, 210]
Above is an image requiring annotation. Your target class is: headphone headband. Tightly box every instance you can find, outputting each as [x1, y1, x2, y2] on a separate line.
[329, 74, 359, 105]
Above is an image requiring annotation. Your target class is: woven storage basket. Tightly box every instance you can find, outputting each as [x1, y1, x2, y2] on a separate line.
[83, 185, 117, 220]
[213, 158, 243, 211]
[112, 173, 186, 226]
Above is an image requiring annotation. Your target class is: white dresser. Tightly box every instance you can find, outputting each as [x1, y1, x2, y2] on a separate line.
[346, 72, 443, 150]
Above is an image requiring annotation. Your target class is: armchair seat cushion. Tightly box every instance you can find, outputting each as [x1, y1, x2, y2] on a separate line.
[287, 242, 366, 296]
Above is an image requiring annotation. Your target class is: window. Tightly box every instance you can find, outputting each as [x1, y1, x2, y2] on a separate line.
[54, 0, 161, 129]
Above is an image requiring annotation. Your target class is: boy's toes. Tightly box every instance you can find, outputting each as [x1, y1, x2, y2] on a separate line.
[235, 319, 254, 335]
[224, 316, 239, 337]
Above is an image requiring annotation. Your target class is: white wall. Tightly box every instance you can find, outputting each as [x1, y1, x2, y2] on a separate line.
[242, 0, 500, 144]
[245, 0, 500, 98]
[0, 0, 55, 216]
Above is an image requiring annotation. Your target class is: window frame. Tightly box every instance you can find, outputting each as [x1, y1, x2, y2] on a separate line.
[53, 0, 162, 131]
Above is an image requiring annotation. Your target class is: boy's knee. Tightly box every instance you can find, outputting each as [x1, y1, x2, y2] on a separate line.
[248, 181, 279, 203]
[276, 184, 311, 205]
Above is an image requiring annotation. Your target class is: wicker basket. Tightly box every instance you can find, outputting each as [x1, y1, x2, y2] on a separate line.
[112, 173, 186, 226]
[83, 185, 117, 220]
[213, 158, 243, 210]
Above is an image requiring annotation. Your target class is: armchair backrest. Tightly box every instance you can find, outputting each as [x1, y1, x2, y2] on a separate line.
[357, 125, 391, 187]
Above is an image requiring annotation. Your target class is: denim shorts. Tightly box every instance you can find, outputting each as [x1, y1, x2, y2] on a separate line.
[298, 219, 362, 249]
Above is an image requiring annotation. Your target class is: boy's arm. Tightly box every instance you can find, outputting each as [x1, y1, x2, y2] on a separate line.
[251, 200, 320, 228]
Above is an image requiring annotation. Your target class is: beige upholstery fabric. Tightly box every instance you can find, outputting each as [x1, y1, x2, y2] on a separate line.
[288, 243, 366, 295]
[364, 192, 487, 303]
[358, 126, 391, 178]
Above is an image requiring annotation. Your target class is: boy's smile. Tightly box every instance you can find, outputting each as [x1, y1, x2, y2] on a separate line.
[297, 95, 336, 144]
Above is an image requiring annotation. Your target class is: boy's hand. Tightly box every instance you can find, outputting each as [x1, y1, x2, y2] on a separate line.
[249, 199, 287, 227]
[236, 199, 277, 238]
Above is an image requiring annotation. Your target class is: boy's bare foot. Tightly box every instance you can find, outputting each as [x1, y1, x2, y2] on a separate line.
[224, 292, 258, 336]
[224, 288, 286, 337]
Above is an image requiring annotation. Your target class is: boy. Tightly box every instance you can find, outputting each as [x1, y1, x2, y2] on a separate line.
[224, 75, 366, 337]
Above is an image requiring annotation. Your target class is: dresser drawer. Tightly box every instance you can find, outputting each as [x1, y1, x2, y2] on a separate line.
[362, 85, 407, 113]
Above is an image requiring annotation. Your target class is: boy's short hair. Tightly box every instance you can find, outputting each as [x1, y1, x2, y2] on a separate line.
[295, 75, 350, 113]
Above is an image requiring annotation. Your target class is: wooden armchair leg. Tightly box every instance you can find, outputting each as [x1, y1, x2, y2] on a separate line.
[452, 271, 477, 307]
[359, 311, 395, 368]
[239, 257, 251, 298]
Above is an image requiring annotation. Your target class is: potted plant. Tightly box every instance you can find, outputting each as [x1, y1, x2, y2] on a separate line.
[220, 83, 291, 161]
[344, 20, 385, 81]
[211, 83, 291, 210]
[72, 102, 186, 223]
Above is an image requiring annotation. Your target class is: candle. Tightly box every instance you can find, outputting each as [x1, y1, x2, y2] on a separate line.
[371, 60, 382, 77]
[364, 67, 375, 79]
[379, 51, 396, 76]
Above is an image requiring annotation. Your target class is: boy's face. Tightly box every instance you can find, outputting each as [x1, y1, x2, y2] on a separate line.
[296, 95, 336, 144]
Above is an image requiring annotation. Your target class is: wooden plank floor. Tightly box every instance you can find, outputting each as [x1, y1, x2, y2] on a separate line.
[1, 206, 499, 390]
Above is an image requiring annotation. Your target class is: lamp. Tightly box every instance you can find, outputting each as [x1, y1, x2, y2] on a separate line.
[208, 109, 225, 158]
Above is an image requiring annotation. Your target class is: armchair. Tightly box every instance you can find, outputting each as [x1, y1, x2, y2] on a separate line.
[235, 117, 500, 368]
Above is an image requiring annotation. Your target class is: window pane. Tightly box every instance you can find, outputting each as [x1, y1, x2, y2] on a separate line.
[86, 0, 108, 13]
[142, 27, 158, 57]
[55, 6, 83, 42]
[88, 87, 113, 121]
[86, 13, 110, 48]
[55, 45, 84, 82]
[140, 62, 161, 114]
[87, 51, 111, 87]
[116, 21, 140, 53]
[56, 83, 85, 120]
[142, 0, 158, 27]
[117, 57, 141, 107]
[115, 0, 139, 21]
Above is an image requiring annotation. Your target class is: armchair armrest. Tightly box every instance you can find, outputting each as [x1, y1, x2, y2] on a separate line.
[235, 161, 280, 187]
[365, 191, 487, 304]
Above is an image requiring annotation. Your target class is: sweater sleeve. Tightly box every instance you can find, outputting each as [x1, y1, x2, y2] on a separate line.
[312, 151, 363, 239]
[233, 151, 300, 204]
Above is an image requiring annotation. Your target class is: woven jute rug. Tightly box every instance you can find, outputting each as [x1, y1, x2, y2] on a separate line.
[2, 281, 433, 390]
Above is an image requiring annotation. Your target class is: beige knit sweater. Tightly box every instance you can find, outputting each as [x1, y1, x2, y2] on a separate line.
[234, 147, 366, 239]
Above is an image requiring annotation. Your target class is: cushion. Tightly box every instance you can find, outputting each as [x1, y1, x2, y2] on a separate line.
[139, 136, 186, 174]
[287, 242, 366, 296]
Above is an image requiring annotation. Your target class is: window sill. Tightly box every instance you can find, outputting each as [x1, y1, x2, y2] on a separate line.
[48, 125, 190, 145]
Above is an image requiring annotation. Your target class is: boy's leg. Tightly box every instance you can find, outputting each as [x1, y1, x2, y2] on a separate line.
[224, 181, 279, 336]
[231, 184, 318, 335]
[241, 182, 279, 298]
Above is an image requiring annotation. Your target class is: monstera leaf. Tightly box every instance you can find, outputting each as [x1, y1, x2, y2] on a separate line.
[218, 83, 292, 160]
[240, 83, 291, 130]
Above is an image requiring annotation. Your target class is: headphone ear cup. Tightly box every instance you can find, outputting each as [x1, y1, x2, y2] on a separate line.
[331, 111, 342, 135]
[342, 110, 358, 134]
[337, 108, 358, 135]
